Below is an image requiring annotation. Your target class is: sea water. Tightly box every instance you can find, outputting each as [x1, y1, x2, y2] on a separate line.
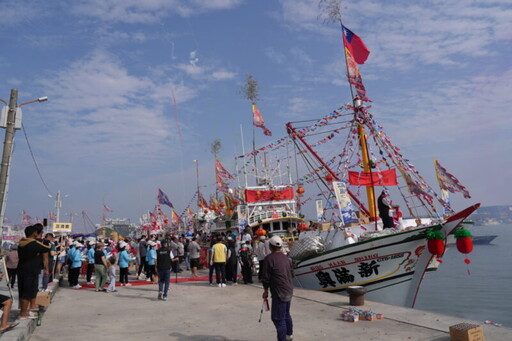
[415, 223, 512, 327]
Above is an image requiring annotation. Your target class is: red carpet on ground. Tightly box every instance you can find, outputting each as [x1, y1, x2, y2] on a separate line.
[78, 275, 211, 289]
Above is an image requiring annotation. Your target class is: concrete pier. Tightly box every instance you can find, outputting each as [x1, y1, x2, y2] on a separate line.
[1, 271, 510, 340]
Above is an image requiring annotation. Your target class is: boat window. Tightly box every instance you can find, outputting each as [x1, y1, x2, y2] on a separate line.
[282, 221, 290, 231]
[263, 223, 270, 231]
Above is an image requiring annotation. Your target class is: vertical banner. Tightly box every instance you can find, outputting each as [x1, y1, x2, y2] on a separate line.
[332, 181, 358, 226]
[237, 204, 248, 232]
[315, 199, 323, 222]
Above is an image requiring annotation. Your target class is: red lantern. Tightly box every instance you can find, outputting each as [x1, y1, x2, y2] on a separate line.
[456, 237, 473, 254]
[296, 186, 305, 195]
[204, 209, 208, 214]
[454, 228, 473, 266]
[151, 221, 157, 227]
[426, 230, 445, 257]
[255, 227, 266, 237]
[163, 219, 169, 224]
[427, 238, 445, 256]
[233, 199, 239, 206]
[219, 202, 225, 208]
[298, 222, 308, 231]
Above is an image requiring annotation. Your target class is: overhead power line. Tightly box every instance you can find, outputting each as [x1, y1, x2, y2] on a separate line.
[21, 123, 53, 196]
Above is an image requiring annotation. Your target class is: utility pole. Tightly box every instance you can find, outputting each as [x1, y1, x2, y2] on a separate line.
[55, 190, 62, 223]
[193, 160, 200, 212]
[0, 89, 18, 234]
[0, 89, 47, 243]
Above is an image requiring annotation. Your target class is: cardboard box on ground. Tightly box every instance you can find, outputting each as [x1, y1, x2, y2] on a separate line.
[36, 291, 51, 306]
[449, 323, 485, 341]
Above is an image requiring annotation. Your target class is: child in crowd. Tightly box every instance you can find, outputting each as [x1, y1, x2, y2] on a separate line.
[107, 256, 117, 292]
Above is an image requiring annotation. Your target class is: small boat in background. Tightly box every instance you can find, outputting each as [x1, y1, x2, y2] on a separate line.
[448, 235, 497, 246]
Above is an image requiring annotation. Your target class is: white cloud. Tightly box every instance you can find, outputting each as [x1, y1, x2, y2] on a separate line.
[210, 70, 237, 81]
[265, 47, 287, 64]
[96, 28, 149, 44]
[0, 0, 47, 27]
[32, 51, 198, 180]
[176, 63, 236, 81]
[279, 0, 512, 68]
[378, 67, 512, 148]
[70, 0, 244, 23]
[177, 63, 208, 77]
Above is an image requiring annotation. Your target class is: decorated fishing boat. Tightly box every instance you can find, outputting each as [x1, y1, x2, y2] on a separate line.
[236, 172, 304, 240]
[280, 23, 480, 307]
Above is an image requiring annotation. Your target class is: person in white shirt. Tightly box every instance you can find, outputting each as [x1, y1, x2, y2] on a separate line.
[255, 236, 268, 281]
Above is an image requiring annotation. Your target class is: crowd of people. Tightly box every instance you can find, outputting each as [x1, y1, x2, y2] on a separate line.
[0, 224, 293, 340]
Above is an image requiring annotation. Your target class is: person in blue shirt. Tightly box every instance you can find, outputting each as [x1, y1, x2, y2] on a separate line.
[86, 241, 96, 284]
[118, 241, 135, 286]
[145, 241, 157, 283]
[68, 241, 83, 289]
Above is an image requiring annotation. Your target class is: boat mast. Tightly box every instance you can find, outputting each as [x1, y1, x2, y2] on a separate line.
[356, 110, 377, 221]
[239, 124, 248, 187]
[338, 18, 378, 222]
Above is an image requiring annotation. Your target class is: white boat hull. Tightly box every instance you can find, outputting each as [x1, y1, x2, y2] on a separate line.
[292, 204, 479, 307]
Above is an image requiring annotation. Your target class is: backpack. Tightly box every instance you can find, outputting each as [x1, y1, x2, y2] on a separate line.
[66, 249, 74, 265]
[239, 247, 251, 263]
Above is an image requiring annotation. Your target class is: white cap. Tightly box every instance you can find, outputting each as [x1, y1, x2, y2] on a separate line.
[148, 241, 156, 247]
[73, 241, 83, 247]
[268, 236, 283, 248]
[259, 236, 266, 241]
[119, 241, 127, 248]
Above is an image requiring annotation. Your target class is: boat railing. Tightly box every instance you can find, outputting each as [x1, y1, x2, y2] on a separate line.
[248, 209, 299, 225]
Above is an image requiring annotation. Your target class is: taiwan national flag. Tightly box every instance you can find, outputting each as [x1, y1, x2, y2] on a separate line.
[342, 24, 370, 64]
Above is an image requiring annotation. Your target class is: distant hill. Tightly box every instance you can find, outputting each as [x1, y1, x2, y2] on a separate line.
[469, 205, 512, 225]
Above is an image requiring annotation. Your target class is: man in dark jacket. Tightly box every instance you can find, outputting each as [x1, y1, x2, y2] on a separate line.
[137, 236, 147, 280]
[377, 190, 394, 229]
[155, 240, 178, 301]
[17, 224, 50, 319]
[262, 236, 293, 341]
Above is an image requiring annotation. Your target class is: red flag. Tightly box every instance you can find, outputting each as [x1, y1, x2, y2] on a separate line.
[215, 158, 234, 180]
[345, 47, 370, 102]
[342, 24, 370, 64]
[348, 169, 398, 186]
[434, 159, 471, 199]
[103, 204, 113, 212]
[216, 173, 229, 193]
[252, 104, 272, 136]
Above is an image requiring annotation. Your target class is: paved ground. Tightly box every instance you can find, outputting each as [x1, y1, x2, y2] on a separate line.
[1, 269, 510, 340]
[21, 270, 511, 341]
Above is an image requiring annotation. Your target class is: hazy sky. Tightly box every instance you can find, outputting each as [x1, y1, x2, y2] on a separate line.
[1, 0, 510, 230]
